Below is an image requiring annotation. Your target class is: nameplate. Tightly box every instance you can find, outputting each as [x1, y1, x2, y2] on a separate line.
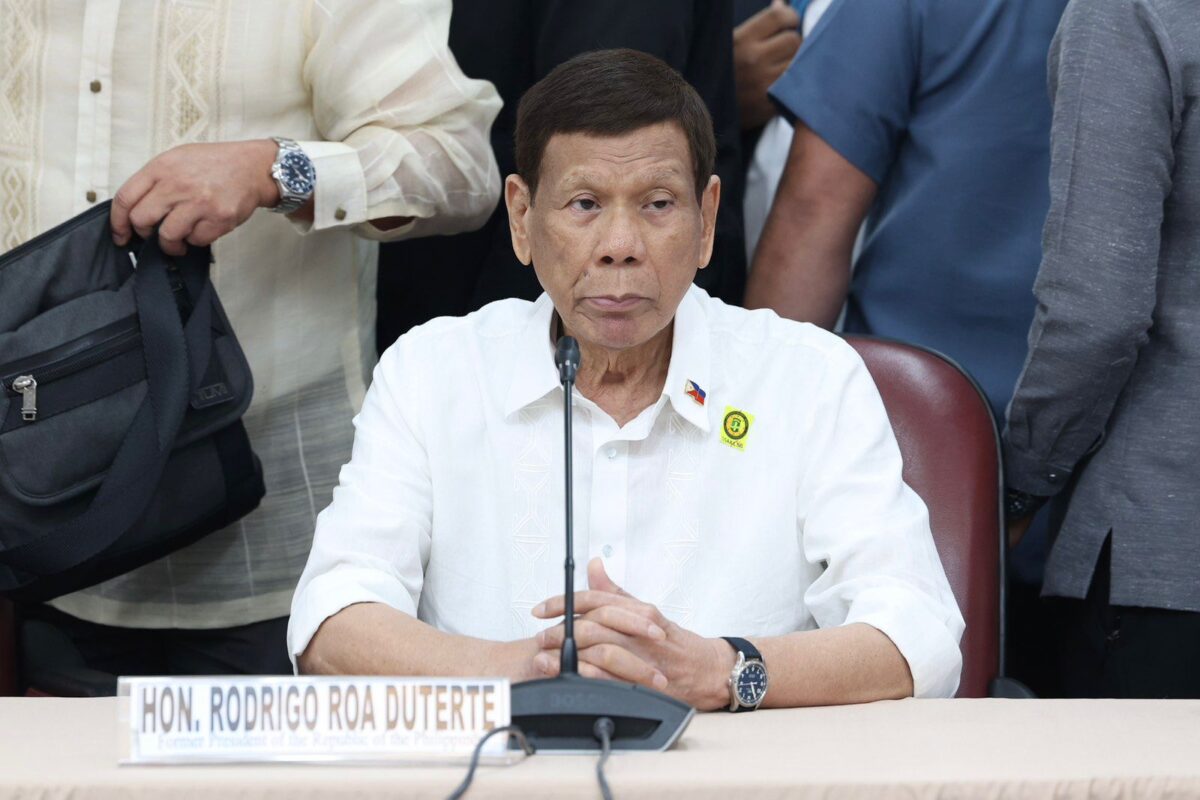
[117, 676, 512, 765]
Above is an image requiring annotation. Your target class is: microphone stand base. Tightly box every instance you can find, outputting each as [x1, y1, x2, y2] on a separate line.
[511, 673, 695, 752]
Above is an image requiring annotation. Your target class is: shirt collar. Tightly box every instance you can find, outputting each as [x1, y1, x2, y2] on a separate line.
[661, 286, 712, 432]
[503, 286, 712, 433]
[503, 293, 562, 417]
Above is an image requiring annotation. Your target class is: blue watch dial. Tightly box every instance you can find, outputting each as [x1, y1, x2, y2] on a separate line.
[280, 151, 315, 195]
[736, 661, 767, 706]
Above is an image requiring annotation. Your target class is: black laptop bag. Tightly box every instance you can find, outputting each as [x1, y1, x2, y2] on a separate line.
[0, 202, 265, 601]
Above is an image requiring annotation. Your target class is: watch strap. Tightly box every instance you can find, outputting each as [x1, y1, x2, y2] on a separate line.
[722, 636, 762, 664]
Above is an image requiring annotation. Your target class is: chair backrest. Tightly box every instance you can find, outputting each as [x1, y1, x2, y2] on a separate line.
[845, 335, 1001, 698]
[0, 598, 15, 696]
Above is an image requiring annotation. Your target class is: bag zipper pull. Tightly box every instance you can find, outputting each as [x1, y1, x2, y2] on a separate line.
[12, 375, 37, 421]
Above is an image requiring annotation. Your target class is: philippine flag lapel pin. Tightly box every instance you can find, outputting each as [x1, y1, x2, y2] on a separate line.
[684, 379, 707, 406]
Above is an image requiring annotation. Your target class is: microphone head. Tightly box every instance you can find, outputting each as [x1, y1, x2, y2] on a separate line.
[555, 335, 581, 384]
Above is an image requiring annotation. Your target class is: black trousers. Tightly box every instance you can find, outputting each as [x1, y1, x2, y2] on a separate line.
[19, 604, 291, 695]
[1052, 538, 1200, 698]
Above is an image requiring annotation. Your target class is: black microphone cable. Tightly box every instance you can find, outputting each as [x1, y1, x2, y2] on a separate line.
[445, 718, 616, 799]
[444, 724, 534, 800]
[594, 717, 615, 800]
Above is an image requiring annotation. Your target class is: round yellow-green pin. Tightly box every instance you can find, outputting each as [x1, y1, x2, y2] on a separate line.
[721, 406, 754, 449]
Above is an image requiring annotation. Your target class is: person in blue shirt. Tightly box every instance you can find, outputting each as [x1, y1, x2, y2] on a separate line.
[745, 0, 1066, 424]
[743, 0, 1068, 696]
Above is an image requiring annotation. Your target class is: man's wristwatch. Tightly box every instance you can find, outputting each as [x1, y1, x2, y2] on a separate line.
[722, 637, 768, 712]
[268, 137, 316, 214]
[1004, 488, 1046, 521]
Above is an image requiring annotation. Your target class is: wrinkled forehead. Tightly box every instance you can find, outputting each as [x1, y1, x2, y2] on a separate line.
[538, 123, 694, 195]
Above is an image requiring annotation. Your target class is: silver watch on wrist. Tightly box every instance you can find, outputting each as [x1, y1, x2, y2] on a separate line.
[268, 137, 316, 214]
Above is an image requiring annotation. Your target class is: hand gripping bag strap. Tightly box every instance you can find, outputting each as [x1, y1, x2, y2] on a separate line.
[0, 240, 210, 575]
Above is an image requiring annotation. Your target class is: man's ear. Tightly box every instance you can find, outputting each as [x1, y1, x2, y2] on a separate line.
[698, 174, 721, 270]
[505, 174, 533, 266]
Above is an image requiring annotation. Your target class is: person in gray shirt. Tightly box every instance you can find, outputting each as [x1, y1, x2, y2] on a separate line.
[1003, 0, 1200, 698]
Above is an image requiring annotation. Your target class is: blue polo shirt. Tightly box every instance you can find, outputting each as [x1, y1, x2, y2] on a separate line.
[769, 0, 1067, 420]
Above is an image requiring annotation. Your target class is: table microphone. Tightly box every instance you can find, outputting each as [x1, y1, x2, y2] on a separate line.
[509, 335, 694, 751]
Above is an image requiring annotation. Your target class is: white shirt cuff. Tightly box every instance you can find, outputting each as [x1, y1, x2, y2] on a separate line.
[287, 140, 367, 233]
[287, 565, 419, 674]
[842, 585, 964, 698]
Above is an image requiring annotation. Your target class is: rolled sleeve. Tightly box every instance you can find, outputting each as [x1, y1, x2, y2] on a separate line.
[287, 336, 433, 671]
[768, 0, 917, 185]
[799, 338, 965, 698]
[298, 0, 501, 240]
[287, 563, 419, 674]
[842, 584, 964, 698]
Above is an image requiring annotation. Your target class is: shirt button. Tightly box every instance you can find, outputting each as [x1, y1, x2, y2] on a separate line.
[334, 207, 347, 221]
[89, 79, 102, 93]
[602, 544, 614, 558]
[606, 447, 617, 459]
[85, 190, 97, 203]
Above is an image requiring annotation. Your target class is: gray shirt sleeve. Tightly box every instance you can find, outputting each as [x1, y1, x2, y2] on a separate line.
[1002, 0, 1181, 497]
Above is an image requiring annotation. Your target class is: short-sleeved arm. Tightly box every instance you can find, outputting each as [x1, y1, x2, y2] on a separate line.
[768, 0, 918, 184]
[287, 335, 434, 672]
[798, 340, 964, 698]
[297, 0, 502, 241]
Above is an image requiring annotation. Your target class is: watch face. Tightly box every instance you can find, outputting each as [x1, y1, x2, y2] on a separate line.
[736, 661, 768, 706]
[280, 151, 315, 196]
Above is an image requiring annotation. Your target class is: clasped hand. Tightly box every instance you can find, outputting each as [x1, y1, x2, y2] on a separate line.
[110, 140, 281, 256]
[531, 558, 733, 711]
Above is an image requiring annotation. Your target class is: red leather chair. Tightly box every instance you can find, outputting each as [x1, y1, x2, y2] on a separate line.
[845, 335, 1031, 698]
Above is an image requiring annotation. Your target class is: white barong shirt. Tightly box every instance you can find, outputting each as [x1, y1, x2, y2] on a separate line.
[289, 286, 965, 697]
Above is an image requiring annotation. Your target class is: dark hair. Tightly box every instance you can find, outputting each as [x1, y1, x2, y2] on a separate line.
[514, 49, 716, 200]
